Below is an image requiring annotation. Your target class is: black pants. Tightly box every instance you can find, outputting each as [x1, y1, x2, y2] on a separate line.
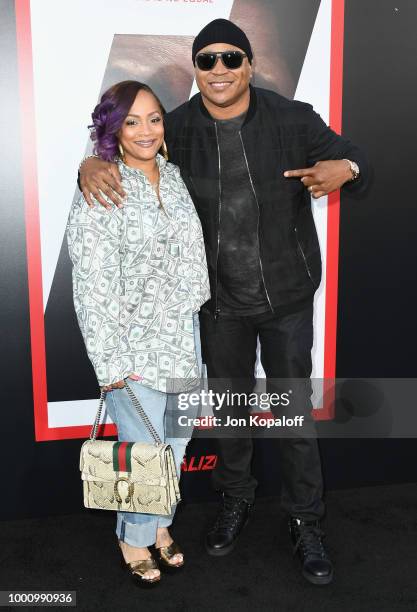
[200, 305, 324, 521]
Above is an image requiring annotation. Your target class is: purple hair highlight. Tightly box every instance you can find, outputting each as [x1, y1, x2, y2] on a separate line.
[89, 81, 165, 161]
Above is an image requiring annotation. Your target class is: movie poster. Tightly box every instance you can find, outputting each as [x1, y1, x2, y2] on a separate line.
[17, 0, 340, 440]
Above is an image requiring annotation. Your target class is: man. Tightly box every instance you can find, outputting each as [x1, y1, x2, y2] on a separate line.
[79, 19, 368, 585]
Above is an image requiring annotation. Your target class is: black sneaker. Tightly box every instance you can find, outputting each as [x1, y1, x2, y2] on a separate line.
[206, 493, 252, 556]
[289, 517, 334, 585]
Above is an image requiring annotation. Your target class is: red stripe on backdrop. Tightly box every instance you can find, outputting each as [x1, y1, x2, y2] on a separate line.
[318, 0, 345, 421]
[15, 0, 48, 441]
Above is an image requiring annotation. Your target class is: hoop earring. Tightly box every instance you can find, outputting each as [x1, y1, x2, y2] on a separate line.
[118, 142, 125, 160]
[162, 141, 168, 161]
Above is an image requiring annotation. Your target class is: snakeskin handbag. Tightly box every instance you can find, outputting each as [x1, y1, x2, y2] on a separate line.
[80, 381, 181, 515]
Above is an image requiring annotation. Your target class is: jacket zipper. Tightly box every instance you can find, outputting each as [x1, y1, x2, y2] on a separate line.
[238, 131, 273, 312]
[294, 227, 314, 283]
[214, 122, 222, 321]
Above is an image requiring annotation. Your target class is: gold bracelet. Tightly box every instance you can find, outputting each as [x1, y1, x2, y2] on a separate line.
[78, 154, 99, 172]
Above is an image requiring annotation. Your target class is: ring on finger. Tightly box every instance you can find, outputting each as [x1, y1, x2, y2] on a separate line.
[308, 186, 313, 193]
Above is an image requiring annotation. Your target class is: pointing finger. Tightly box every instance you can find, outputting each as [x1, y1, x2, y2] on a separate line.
[284, 167, 315, 178]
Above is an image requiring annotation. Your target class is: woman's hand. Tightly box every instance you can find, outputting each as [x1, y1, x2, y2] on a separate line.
[101, 380, 125, 393]
[101, 373, 141, 393]
[80, 157, 125, 209]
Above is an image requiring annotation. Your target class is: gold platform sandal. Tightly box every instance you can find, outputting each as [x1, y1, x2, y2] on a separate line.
[155, 541, 184, 573]
[120, 549, 161, 588]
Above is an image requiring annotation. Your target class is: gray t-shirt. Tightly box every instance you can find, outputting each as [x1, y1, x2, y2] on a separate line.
[216, 113, 270, 316]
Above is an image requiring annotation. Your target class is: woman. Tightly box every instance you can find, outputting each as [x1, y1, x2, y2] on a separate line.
[67, 81, 210, 587]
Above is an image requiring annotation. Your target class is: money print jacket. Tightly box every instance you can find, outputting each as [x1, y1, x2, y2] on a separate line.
[67, 155, 210, 391]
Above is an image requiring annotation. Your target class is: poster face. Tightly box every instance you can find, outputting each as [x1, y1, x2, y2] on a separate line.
[17, 0, 342, 441]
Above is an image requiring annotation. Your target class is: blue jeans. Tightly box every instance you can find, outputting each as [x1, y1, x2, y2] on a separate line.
[105, 313, 202, 547]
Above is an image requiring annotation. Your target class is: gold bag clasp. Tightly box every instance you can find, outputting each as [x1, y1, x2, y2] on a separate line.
[114, 477, 134, 504]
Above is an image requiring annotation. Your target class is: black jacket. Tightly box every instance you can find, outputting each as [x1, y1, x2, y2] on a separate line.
[164, 86, 369, 316]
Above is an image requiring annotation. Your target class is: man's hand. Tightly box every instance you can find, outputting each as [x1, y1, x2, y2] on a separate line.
[80, 157, 125, 209]
[101, 373, 141, 393]
[284, 160, 353, 199]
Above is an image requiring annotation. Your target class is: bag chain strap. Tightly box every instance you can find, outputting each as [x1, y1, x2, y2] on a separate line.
[90, 390, 106, 441]
[124, 381, 162, 445]
[89, 381, 162, 445]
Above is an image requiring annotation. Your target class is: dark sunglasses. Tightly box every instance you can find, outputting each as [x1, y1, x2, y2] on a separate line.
[195, 51, 248, 71]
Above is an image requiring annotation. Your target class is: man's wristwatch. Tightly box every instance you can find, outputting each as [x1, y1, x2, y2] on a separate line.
[343, 159, 360, 181]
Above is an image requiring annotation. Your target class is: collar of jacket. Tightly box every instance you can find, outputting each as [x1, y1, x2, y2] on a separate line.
[197, 84, 258, 127]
